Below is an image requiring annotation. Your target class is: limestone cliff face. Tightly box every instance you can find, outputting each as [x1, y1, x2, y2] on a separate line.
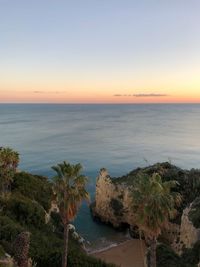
[92, 168, 135, 228]
[45, 201, 59, 224]
[160, 209, 200, 255]
[92, 164, 200, 255]
[93, 169, 200, 254]
[92, 163, 200, 255]
[179, 204, 200, 250]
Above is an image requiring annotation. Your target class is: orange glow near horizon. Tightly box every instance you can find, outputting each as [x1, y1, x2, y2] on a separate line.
[1, 58, 200, 104]
[1, 89, 200, 103]
[1, 65, 200, 103]
[1, 70, 200, 103]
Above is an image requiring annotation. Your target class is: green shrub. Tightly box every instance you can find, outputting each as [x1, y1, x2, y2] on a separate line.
[3, 194, 46, 229]
[157, 244, 183, 267]
[29, 229, 63, 267]
[0, 171, 116, 267]
[12, 172, 52, 211]
[0, 216, 24, 243]
[181, 241, 200, 267]
[0, 245, 5, 258]
[157, 242, 200, 267]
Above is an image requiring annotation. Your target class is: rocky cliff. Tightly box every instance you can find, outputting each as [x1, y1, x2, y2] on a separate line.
[171, 201, 200, 254]
[180, 203, 200, 249]
[92, 168, 135, 228]
[91, 163, 200, 253]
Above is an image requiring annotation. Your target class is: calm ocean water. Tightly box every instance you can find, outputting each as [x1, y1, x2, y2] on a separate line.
[1, 104, 200, 250]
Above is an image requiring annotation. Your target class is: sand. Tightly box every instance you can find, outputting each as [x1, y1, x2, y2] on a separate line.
[92, 239, 146, 267]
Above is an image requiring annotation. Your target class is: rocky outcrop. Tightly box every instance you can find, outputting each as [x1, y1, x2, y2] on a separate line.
[45, 200, 59, 223]
[179, 203, 200, 250]
[91, 168, 135, 228]
[168, 203, 200, 255]
[91, 163, 200, 257]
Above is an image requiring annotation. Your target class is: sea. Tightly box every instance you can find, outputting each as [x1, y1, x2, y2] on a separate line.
[1, 103, 200, 251]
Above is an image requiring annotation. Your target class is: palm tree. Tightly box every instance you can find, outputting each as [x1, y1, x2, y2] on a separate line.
[52, 161, 89, 267]
[131, 173, 181, 267]
[0, 147, 19, 197]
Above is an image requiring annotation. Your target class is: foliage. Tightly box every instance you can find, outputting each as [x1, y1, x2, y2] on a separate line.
[29, 228, 63, 267]
[181, 241, 200, 266]
[0, 215, 24, 243]
[12, 172, 52, 211]
[2, 193, 46, 229]
[52, 161, 90, 267]
[114, 162, 200, 225]
[157, 242, 200, 267]
[0, 245, 5, 258]
[0, 147, 19, 197]
[131, 172, 181, 267]
[0, 167, 114, 267]
[52, 161, 90, 224]
[131, 173, 181, 238]
[157, 243, 183, 267]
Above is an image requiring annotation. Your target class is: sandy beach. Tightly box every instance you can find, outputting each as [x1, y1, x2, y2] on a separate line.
[92, 239, 146, 267]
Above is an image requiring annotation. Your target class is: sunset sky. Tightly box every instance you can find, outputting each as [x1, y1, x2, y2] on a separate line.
[0, 0, 200, 103]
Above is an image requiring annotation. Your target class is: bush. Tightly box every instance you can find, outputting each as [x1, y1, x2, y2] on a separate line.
[12, 172, 52, 211]
[181, 241, 200, 267]
[0, 245, 5, 258]
[0, 216, 24, 243]
[3, 194, 46, 229]
[157, 242, 200, 267]
[29, 229, 63, 267]
[0, 171, 117, 267]
[157, 244, 183, 267]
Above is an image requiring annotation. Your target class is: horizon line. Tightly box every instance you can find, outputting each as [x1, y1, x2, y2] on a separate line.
[0, 102, 200, 105]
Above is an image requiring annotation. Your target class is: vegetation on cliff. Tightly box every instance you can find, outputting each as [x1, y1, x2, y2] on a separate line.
[112, 162, 200, 223]
[0, 147, 19, 198]
[0, 147, 116, 267]
[131, 173, 181, 267]
[52, 161, 90, 267]
[92, 162, 200, 267]
[157, 241, 200, 267]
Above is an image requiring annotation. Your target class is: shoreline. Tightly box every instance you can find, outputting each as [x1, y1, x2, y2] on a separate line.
[87, 238, 131, 255]
[92, 239, 146, 267]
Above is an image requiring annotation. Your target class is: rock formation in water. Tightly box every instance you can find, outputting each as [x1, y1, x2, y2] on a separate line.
[91, 168, 135, 228]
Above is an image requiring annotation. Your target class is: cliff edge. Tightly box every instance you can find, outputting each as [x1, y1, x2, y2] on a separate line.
[91, 162, 200, 254]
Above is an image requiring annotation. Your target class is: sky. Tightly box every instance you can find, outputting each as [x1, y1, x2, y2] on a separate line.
[0, 0, 200, 103]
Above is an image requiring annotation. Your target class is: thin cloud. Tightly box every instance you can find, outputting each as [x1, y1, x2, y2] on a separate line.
[33, 90, 61, 94]
[133, 93, 168, 97]
[34, 91, 45, 94]
[114, 93, 168, 97]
